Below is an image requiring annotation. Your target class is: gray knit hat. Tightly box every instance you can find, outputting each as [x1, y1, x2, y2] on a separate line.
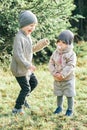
[57, 30, 74, 45]
[19, 10, 38, 28]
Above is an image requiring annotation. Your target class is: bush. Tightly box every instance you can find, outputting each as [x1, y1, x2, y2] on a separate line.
[0, 0, 79, 64]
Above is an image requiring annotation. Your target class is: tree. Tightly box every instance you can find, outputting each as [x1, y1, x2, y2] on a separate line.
[0, 0, 76, 64]
[72, 0, 87, 40]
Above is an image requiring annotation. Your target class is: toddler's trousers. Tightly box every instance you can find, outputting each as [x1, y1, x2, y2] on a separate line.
[57, 96, 74, 110]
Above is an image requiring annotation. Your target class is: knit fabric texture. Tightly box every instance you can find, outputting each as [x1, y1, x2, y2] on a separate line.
[57, 30, 74, 45]
[19, 10, 38, 28]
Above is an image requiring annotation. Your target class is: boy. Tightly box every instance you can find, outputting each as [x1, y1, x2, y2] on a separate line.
[49, 30, 76, 116]
[11, 10, 49, 114]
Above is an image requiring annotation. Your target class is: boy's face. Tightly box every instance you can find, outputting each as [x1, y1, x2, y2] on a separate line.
[56, 40, 68, 50]
[22, 23, 37, 35]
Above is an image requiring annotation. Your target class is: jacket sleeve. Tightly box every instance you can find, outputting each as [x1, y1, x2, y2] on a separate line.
[13, 37, 32, 69]
[48, 53, 56, 76]
[60, 52, 76, 78]
[33, 38, 49, 53]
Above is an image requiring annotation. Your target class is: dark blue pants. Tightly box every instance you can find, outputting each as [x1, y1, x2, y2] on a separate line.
[15, 73, 38, 109]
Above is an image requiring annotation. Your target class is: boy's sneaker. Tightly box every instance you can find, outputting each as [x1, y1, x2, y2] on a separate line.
[12, 108, 25, 115]
[65, 109, 73, 116]
[24, 100, 30, 109]
[54, 106, 62, 114]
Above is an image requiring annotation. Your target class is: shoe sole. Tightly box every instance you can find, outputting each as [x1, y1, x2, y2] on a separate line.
[12, 110, 25, 115]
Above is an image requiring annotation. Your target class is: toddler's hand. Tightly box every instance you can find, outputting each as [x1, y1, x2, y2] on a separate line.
[54, 73, 64, 81]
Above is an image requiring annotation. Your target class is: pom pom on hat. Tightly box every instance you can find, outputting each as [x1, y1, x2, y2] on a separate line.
[19, 10, 38, 28]
[57, 30, 74, 45]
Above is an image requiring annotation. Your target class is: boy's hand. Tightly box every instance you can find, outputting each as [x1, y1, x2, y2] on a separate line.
[29, 65, 36, 72]
[43, 38, 50, 45]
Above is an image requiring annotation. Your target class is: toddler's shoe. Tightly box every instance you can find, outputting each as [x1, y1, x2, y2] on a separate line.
[65, 109, 73, 116]
[12, 108, 25, 115]
[24, 100, 30, 109]
[54, 106, 62, 114]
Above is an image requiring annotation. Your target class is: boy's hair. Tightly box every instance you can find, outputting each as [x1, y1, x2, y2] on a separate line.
[19, 10, 38, 28]
[57, 30, 74, 45]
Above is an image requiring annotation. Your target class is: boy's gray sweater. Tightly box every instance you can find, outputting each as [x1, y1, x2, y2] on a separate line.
[11, 30, 49, 77]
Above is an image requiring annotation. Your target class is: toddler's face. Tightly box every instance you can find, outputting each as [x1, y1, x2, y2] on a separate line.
[56, 40, 68, 50]
[22, 23, 37, 35]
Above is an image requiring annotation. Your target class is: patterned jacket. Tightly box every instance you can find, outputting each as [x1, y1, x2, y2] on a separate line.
[49, 45, 76, 81]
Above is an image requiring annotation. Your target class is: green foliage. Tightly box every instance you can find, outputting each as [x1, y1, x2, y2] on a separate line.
[0, 50, 87, 129]
[0, 0, 79, 64]
[74, 41, 87, 57]
[0, 0, 26, 55]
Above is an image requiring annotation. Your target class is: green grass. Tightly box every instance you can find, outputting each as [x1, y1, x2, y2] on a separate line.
[0, 42, 87, 130]
[0, 64, 87, 130]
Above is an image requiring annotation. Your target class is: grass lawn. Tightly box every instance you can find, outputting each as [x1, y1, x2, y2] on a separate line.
[0, 43, 87, 130]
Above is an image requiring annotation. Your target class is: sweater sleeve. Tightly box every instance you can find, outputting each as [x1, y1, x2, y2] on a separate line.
[13, 37, 32, 69]
[33, 38, 49, 53]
